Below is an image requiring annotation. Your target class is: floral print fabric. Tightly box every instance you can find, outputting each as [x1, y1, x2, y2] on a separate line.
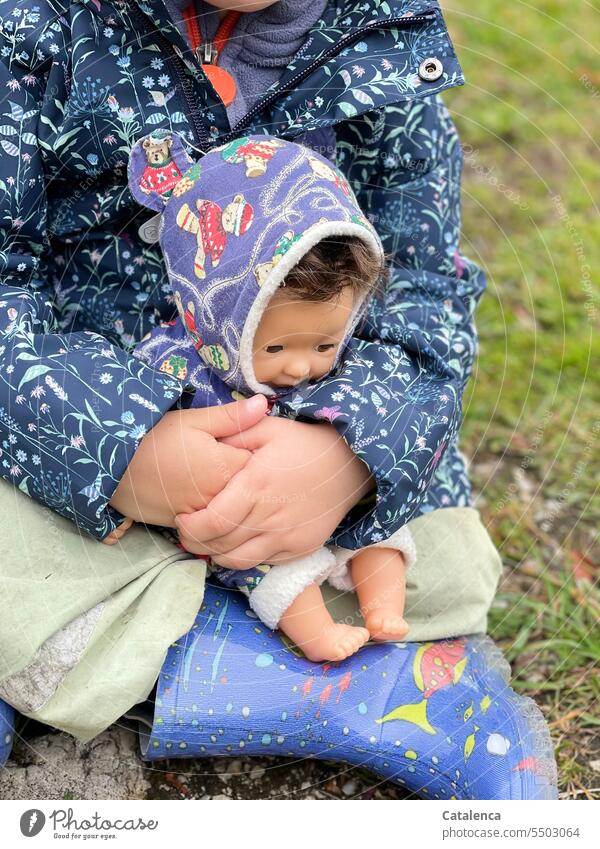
[0, 0, 483, 540]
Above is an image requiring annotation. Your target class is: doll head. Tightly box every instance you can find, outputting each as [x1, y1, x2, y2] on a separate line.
[253, 236, 385, 389]
[128, 130, 384, 398]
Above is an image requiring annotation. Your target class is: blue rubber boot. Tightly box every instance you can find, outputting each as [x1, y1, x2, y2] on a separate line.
[141, 582, 557, 799]
[0, 699, 15, 768]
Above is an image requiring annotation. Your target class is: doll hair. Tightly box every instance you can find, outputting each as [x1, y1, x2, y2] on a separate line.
[282, 235, 388, 303]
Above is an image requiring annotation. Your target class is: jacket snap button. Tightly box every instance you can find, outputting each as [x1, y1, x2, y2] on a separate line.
[418, 57, 443, 82]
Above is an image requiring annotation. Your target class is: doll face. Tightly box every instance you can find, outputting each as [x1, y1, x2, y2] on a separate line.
[252, 287, 355, 389]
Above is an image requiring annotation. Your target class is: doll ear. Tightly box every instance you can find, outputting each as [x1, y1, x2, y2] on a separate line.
[128, 130, 195, 213]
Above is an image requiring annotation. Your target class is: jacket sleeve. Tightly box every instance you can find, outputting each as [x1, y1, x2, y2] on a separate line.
[0, 21, 183, 540]
[277, 96, 486, 549]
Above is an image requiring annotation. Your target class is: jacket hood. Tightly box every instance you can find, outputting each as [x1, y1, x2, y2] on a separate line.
[128, 130, 383, 396]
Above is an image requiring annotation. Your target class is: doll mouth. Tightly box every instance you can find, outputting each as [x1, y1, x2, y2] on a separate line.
[269, 377, 314, 395]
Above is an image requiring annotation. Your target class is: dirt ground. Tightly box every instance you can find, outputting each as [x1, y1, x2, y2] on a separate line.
[0, 724, 416, 800]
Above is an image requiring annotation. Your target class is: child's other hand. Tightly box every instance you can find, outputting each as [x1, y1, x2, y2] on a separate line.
[108, 396, 268, 529]
[174, 417, 374, 567]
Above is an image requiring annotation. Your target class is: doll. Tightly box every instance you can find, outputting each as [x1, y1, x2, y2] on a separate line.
[118, 131, 417, 662]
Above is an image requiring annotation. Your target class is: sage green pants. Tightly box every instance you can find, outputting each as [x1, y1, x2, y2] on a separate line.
[0, 480, 501, 741]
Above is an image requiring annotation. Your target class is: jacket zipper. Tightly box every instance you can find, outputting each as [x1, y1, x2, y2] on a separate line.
[128, 2, 211, 149]
[128, 6, 435, 150]
[223, 13, 436, 143]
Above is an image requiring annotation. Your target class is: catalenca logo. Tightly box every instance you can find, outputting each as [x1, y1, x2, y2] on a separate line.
[19, 809, 46, 837]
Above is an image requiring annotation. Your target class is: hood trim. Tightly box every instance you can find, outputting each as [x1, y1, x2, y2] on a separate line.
[239, 220, 384, 397]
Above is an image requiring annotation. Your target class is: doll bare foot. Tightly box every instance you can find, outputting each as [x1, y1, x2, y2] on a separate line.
[279, 583, 369, 663]
[351, 547, 408, 640]
[302, 622, 370, 663]
[364, 610, 409, 641]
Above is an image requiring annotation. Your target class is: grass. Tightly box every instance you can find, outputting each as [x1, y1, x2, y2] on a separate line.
[444, 0, 600, 798]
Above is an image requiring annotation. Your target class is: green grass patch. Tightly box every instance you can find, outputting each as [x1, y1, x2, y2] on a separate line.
[444, 0, 600, 797]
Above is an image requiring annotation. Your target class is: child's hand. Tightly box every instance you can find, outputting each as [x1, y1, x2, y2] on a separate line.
[174, 417, 374, 567]
[108, 396, 268, 529]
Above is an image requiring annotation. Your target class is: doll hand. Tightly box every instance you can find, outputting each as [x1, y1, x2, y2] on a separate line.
[174, 417, 373, 567]
[109, 396, 268, 529]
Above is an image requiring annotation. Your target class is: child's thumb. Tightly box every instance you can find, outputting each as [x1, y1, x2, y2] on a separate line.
[194, 395, 267, 439]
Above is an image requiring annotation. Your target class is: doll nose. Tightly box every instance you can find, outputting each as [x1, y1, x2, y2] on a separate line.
[284, 356, 311, 382]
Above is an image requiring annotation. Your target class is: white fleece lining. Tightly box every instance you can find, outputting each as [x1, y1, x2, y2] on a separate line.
[239, 221, 384, 396]
[249, 547, 337, 630]
[249, 526, 417, 629]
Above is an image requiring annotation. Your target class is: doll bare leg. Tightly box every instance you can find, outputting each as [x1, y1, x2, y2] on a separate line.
[350, 548, 408, 640]
[279, 583, 369, 663]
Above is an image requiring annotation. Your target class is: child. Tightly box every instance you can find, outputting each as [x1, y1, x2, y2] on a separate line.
[0, 0, 505, 754]
[119, 131, 418, 662]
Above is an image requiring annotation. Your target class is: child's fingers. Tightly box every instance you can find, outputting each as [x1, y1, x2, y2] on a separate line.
[218, 416, 279, 451]
[197, 520, 264, 556]
[111, 518, 134, 537]
[191, 395, 267, 439]
[210, 536, 280, 570]
[176, 487, 253, 548]
[219, 425, 264, 451]
[101, 517, 134, 546]
[101, 535, 118, 546]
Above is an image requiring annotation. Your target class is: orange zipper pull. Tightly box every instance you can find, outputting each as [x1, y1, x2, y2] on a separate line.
[184, 5, 238, 107]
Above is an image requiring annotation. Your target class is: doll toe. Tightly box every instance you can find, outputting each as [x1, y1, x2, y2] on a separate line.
[311, 624, 369, 662]
[365, 611, 409, 641]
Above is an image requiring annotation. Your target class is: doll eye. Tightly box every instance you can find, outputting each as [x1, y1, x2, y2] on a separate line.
[265, 345, 284, 353]
[316, 343, 336, 353]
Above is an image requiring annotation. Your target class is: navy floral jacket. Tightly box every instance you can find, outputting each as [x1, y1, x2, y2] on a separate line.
[0, 0, 485, 543]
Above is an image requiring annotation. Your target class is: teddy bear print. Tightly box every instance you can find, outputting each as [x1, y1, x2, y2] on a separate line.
[254, 229, 303, 286]
[174, 294, 230, 372]
[176, 194, 254, 279]
[308, 156, 351, 196]
[219, 137, 285, 177]
[138, 134, 184, 201]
